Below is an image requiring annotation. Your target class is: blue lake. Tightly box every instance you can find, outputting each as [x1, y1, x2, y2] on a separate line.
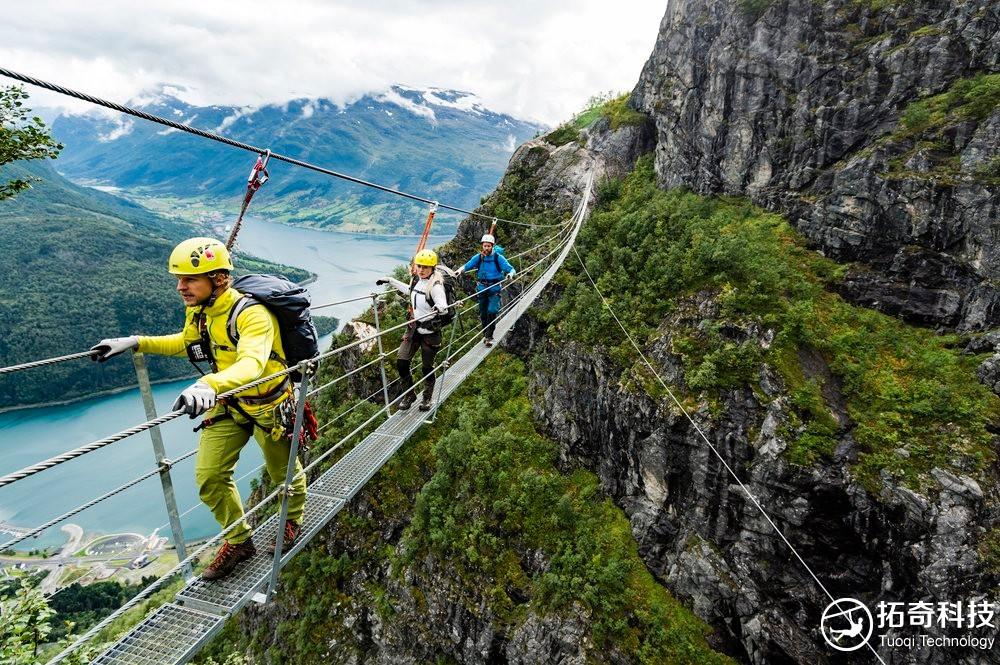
[0, 220, 449, 550]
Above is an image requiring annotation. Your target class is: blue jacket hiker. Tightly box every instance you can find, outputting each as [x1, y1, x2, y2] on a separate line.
[456, 233, 516, 347]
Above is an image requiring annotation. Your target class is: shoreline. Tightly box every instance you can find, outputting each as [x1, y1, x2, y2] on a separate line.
[0, 372, 199, 416]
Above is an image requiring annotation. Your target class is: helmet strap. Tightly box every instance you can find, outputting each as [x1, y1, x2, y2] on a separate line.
[203, 272, 229, 307]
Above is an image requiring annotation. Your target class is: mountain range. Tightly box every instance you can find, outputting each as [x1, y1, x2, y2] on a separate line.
[50, 86, 545, 234]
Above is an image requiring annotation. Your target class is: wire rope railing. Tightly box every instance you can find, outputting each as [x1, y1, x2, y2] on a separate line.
[0, 211, 574, 566]
[1, 207, 575, 544]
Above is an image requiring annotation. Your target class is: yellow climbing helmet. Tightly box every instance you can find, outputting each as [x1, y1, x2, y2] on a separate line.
[168, 237, 234, 275]
[413, 249, 438, 267]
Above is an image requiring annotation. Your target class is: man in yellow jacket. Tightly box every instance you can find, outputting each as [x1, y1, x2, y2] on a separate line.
[91, 237, 306, 581]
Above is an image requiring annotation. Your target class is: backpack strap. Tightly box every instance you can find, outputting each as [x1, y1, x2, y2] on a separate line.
[225, 295, 286, 365]
[426, 272, 445, 309]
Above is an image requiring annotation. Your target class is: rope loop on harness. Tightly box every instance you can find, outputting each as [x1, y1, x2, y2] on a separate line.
[226, 149, 272, 249]
[412, 201, 440, 273]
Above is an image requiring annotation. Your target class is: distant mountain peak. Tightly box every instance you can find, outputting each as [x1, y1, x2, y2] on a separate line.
[374, 85, 503, 124]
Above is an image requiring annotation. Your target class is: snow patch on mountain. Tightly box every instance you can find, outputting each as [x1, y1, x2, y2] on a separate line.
[98, 116, 134, 142]
[376, 88, 437, 123]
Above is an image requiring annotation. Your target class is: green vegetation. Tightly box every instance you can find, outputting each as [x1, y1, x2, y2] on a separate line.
[883, 72, 1000, 184]
[544, 124, 581, 147]
[545, 93, 647, 146]
[0, 578, 99, 664]
[543, 155, 999, 492]
[739, 0, 774, 20]
[0, 86, 62, 201]
[403, 355, 731, 662]
[899, 73, 1000, 135]
[979, 527, 1000, 576]
[48, 577, 156, 642]
[201, 355, 731, 663]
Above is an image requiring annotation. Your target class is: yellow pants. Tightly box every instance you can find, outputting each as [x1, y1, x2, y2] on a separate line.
[194, 405, 306, 544]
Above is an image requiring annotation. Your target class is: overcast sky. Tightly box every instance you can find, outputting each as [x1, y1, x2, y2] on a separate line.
[1, 1, 666, 126]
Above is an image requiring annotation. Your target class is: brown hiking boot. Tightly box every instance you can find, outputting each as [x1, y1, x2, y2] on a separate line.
[398, 391, 416, 410]
[418, 395, 433, 412]
[268, 520, 301, 555]
[201, 538, 256, 581]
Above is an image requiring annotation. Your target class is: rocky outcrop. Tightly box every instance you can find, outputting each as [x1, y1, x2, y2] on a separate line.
[509, 297, 1000, 664]
[631, 0, 1000, 332]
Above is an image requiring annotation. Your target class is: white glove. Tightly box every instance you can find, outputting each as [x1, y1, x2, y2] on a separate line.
[90, 336, 139, 362]
[505, 271, 516, 280]
[172, 382, 217, 417]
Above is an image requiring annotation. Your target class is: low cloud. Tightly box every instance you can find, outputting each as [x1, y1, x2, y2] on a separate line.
[0, 0, 665, 126]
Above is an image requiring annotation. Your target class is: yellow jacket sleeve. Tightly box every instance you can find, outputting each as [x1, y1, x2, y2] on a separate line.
[136, 310, 198, 358]
[201, 306, 275, 394]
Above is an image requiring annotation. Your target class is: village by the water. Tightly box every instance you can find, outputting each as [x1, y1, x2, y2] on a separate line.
[1, 521, 172, 594]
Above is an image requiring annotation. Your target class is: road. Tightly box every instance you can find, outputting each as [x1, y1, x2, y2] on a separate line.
[1, 524, 165, 594]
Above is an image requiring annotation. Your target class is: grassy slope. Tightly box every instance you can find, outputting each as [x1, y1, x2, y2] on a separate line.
[543, 155, 999, 494]
[199, 354, 732, 664]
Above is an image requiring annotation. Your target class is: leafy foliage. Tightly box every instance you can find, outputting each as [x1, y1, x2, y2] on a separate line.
[0, 578, 98, 665]
[544, 155, 999, 492]
[0, 579, 54, 665]
[0, 86, 62, 201]
[402, 354, 732, 662]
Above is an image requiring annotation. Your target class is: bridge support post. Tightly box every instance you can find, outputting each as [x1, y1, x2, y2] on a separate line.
[372, 293, 392, 414]
[266, 362, 313, 600]
[132, 351, 191, 577]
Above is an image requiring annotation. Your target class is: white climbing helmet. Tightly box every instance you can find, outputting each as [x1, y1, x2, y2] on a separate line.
[480, 234, 496, 245]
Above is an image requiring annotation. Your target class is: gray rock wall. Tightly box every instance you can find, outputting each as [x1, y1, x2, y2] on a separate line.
[632, 0, 1000, 331]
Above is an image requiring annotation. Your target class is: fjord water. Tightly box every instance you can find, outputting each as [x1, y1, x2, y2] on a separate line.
[0, 220, 450, 550]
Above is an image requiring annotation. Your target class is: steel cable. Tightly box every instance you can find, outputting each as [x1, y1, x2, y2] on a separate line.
[0, 447, 200, 551]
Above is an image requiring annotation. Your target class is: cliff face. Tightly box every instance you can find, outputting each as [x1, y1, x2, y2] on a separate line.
[511, 316, 998, 664]
[631, 0, 1000, 331]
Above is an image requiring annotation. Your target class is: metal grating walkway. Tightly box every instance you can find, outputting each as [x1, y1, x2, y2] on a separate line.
[175, 493, 345, 614]
[91, 172, 593, 664]
[92, 603, 223, 665]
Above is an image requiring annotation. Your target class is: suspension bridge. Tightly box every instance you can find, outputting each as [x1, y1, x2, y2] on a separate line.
[0, 64, 593, 664]
[0, 66, 891, 665]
